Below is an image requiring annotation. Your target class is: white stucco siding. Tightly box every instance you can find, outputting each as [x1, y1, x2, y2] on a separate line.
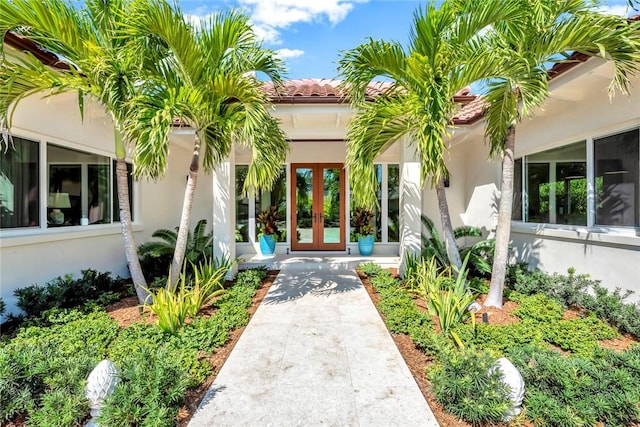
[0, 95, 214, 318]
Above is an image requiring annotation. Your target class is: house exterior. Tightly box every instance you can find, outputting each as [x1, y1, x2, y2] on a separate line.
[1, 36, 639, 318]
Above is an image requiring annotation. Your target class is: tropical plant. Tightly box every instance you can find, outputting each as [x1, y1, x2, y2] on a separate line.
[138, 219, 213, 277]
[145, 277, 192, 335]
[421, 214, 494, 278]
[256, 206, 280, 236]
[420, 255, 477, 346]
[338, 0, 517, 270]
[123, 3, 289, 290]
[186, 258, 228, 317]
[0, 0, 158, 304]
[479, 0, 640, 307]
[350, 207, 374, 239]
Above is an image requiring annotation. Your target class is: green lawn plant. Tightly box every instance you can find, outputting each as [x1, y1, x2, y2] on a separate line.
[429, 348, 511, 425]
[1, 266, 269, 426]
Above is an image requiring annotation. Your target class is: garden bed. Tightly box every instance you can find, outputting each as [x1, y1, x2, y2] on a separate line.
[357, 265, 640, 426]
[0, 269, 278, 427]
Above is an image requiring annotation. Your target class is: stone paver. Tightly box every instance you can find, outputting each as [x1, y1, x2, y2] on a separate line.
[189, 268, 439, 427]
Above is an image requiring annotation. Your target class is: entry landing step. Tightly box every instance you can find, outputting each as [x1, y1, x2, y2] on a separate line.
[238, 253, 400, 271]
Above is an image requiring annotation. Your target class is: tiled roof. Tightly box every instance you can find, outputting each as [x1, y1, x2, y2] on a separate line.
[260, 78, 396, 101]
[262, 78, 484, 124]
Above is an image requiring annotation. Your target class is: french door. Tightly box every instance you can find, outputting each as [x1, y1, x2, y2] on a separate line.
[291, 163, 346, 251]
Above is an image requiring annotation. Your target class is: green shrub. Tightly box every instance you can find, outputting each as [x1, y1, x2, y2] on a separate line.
[407, 323, 452, 357]
[457, 322, 545, 355]
[507, 345, 640, 426]
[13, 269, 129, 320]
[358, 262, 383, 277]
[235, 268, 267, 289]
[542, 316, 618, 357]
[429, 348, 510, 425]
[507, 264, 640, 339]
[176, 315, 228, 352]
[0, 310, 118, 423]
[377, 290, 429, 334]
[98, 347, 190, 427]
[369, 273, 400, 293]
[512, 293, 564, 323]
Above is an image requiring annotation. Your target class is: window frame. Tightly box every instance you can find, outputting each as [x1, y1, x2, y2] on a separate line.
[0, 133, 136, 237]
[513, 125, 639, 235]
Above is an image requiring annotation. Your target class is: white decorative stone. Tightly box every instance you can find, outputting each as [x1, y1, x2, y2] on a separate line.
[85, 360, 119, 426]
[490, 357, 525, 421]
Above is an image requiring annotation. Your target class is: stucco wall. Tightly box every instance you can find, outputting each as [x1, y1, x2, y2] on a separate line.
[0, 94, 214, 319]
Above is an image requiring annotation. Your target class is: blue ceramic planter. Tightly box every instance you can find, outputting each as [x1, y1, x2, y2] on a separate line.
[357, 235, 374, 256]
[259, 234, 276, 255]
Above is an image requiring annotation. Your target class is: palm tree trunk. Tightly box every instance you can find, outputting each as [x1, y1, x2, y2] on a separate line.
[435, 175, 462, 270]
[485, 125, 516, 308]
[168, 135, 201, 290]
[116, 157, 150, 304]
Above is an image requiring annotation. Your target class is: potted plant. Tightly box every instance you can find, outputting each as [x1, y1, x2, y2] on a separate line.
[257, 206, 279, 255]
[351, 207, 375, 256]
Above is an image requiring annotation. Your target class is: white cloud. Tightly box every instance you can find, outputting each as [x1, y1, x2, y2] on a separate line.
[239, 0, 368, 44]
[597, 4, 630, 16]
[275, 48, 305, 59]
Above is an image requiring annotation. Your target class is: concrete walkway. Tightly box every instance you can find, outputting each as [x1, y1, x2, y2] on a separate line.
[189, 268, 439, 427]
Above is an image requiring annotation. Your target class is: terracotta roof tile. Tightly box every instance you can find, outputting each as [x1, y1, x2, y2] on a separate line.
[262, 78, 484, 124]
[260, 78, 396, 101]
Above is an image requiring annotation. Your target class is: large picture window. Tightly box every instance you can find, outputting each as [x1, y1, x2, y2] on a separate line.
[0, 137, 39, 228]
[595, 129, 639, 227]
[514, 128, 639, 229]
[1, 139, 133, 231]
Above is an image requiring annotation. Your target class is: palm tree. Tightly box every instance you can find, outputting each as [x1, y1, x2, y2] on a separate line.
[0, 0, 160, 304]
[123, 2, 289, 289]
[338, 0, 515, 270]
[481, 0, 640, 308]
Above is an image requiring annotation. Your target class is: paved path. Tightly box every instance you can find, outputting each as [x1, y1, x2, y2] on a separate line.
[189, 268, 439, 427]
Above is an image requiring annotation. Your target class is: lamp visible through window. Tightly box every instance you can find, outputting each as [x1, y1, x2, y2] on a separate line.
[48, 192, 71, 225]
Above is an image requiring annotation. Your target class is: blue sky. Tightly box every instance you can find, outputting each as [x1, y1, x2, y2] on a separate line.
[179, 0, 636, 80]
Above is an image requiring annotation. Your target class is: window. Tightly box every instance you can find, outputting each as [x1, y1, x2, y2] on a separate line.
[595, 129, 639, 227]
[513, 128, 639, 229]
[524, 141, 587, 225]
[235, 165, 287, 243]
[350, 163, 399, 243]
[235, 165, 250, 242]
[0, 137, 39, 228]
[387, 164, 400, 242]
[255, 167, 287, 242]
[1, 139, 133, 231]
[47, 145, 111, 226]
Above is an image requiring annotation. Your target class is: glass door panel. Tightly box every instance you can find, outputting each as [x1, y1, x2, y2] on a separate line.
[322, 167, 341, 244]
[295, 167, 314, 245]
